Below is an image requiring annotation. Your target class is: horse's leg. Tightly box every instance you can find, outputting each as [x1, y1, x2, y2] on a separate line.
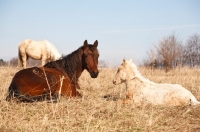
[118, 90, 134, 105]
[22, 55, 27, 69]
[75, 84, 82, 97]
[70, 82, 82, 97]
[75, 90, 82, 97]
[41, 58, 46, 66]
[60, 80, 82, 97]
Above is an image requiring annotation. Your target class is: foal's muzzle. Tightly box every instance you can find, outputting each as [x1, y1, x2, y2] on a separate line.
[90, 71, 99, 78]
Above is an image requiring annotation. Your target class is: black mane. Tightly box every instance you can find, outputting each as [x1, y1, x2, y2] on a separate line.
[44, 46, 82, 78]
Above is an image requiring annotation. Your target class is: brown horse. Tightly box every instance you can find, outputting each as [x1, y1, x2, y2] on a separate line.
[6, 40, 99, 102]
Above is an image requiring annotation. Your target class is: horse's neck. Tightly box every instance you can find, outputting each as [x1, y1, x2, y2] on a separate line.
[125, 77, 145, 91]
[125, 80, 133, 91]
[64, 52, 83, 81]
[124, 76, 136, 90]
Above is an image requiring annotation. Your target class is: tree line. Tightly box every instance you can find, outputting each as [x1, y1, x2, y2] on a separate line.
[1, 33, 199, 70]
[0, 57, 108, 68]
[0, 57, 41, 67]
[143, 33, 200, 72]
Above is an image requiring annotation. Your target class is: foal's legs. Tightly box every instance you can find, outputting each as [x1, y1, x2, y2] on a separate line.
[118, 90, 133, 105]
[123, 90, 134, 104]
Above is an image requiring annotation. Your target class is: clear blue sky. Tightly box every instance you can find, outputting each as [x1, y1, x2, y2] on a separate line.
[1, 0, 200, 65]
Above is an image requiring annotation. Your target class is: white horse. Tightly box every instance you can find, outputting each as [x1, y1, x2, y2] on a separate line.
[18, 39, 61, 69]
[113, 58, 200, 107]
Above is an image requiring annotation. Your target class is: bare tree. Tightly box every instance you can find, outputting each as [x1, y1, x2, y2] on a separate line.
[183, 34, 200, 67]
[145, 48, 158, 70]
[143, 33, 200, 69]
[9, 57, 41, 67]
[0, 59, 7, 66]
[98, 60, 107, 68]
[9, 57, 18, 67]
[154, 33, 183, 72]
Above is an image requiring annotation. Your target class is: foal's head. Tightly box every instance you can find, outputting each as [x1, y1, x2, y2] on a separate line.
[82, 40, 99, 78]
[113, 58, 135, 84]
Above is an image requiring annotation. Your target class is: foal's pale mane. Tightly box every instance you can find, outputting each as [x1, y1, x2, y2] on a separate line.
[129, 61, 154, 84]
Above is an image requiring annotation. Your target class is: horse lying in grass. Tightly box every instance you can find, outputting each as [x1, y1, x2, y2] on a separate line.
[18, 39, 61, 69]
[113, 58, 200, 107]
[6, 40, 99, 102]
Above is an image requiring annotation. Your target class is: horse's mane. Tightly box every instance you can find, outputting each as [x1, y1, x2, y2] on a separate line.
[62, 46, 83, 78]
[129, 61, 154, 84]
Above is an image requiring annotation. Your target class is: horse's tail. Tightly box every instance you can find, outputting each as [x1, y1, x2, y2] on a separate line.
[6, 82, 20, 102]
[18, 47, 23, 68]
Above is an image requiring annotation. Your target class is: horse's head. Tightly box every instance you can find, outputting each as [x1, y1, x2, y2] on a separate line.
[113, 58, 135, 85]
[82, 40, 99, 78]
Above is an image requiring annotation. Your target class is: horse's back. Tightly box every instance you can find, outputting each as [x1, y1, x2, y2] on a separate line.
[19, 39, 32, 46]
[19, 39, 48, 61]
[19, 39, 47, 48]
[140, 83, 196, 106]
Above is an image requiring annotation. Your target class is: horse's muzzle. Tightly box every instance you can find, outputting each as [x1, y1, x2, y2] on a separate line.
[90, 71, 99, 78]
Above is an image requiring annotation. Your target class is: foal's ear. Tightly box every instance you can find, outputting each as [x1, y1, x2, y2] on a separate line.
[122, 58, 126, 65]
[123, 58, 126, 62]
[84, 40, 88, 47]
[93, 40, 98, 47]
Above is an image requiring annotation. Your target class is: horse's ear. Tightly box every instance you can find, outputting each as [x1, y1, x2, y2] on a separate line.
[84, 40, 88, 48]
[123, 58, 126, 65]
[93, 40, 98, 47]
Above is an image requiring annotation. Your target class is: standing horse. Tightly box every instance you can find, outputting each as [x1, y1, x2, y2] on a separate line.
[18, 39, 61, 69]
[6, 40, 99, 102]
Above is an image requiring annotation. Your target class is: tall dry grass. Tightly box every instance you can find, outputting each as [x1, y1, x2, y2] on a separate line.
[0, 66, 200, 132]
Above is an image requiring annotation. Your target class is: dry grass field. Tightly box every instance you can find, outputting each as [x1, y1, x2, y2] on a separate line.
[0, 66, 200, 132]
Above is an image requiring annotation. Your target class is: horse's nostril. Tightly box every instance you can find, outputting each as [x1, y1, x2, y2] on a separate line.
[91, 71, 99, 78]
[95, 71, 99, 75]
